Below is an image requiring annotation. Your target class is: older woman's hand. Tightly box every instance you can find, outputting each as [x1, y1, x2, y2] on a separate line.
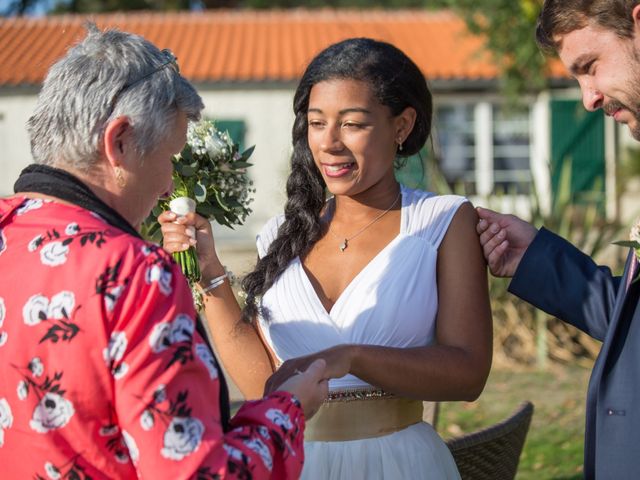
[275, 359, 329, 419]
[159, 211, 223, 279]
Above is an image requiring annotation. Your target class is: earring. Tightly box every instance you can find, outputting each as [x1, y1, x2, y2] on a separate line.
[115, 167, 126, 188]
[397, 138, 404, 152]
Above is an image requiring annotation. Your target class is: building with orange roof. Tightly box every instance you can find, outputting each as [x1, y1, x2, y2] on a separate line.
[0, 9, 624, 250]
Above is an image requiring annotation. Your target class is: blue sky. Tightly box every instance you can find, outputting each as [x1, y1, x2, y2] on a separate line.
[1, 0, 56, 16]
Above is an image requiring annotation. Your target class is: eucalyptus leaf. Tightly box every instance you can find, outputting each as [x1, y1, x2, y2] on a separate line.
[194, 182, 207, 202]
[241, 145, 255, 158]
[232, 161, 253, 169]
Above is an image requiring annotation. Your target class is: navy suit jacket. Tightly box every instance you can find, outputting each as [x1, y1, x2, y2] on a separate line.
[509, 227, 640, 480]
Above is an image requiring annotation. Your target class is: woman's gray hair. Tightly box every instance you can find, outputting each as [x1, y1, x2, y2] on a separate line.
[27, 23, 204, 171]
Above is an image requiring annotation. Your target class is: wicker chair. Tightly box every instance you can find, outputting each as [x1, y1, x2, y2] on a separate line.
[445, 401, 534, 480]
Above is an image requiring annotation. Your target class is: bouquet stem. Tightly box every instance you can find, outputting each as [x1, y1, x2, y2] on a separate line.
[172, 247, 201, 284]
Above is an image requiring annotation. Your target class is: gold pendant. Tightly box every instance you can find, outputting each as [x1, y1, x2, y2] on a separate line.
[339, 239, 348, 252]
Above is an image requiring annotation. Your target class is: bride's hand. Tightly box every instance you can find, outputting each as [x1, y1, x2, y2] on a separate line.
[264, 345, 353, 396]
[158, 211, 221, 276]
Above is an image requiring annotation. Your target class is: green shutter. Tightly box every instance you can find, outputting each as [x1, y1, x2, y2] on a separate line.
[550, 99, 605, 208]
[210, 119, 246, 151]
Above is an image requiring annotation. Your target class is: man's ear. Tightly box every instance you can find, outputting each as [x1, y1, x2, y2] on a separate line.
[103, 116, 131, 168]
[632, 4, 640, 36]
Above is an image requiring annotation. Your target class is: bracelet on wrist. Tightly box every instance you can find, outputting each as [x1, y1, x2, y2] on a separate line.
[201, 273, 227, 294]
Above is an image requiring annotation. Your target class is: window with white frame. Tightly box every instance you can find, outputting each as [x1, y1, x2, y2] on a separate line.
[434, 102, 532, 196]
[492, 105, 532, 194]
[433, 104, 477, 195]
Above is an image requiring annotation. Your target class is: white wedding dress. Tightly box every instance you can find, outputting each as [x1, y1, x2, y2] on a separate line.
[257, 185, 464, 479]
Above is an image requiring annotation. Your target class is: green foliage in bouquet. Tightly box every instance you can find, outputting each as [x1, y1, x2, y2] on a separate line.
[142, 120, 255, 305]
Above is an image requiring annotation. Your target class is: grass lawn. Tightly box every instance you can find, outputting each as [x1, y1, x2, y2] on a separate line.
[439, 364, 592, 479]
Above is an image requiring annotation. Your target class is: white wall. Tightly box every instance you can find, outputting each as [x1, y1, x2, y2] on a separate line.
[0, 92, 38, 197]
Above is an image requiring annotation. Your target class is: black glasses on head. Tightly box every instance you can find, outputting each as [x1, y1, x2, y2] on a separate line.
[107, 49, 179, 118]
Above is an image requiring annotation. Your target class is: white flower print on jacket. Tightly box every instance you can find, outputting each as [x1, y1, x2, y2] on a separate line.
[194, 343, 219, 380]
[0, 297, 6, 347]
[64, 223, 80, 235]
[122, 430, 139, 464]
[265, 409, 293, 431]
[28, 357, 44, 377]
[39, 241, 70, 266]
[103, 331, 129, 379]
[0, 398, 13, 447]
[30, 392, 75, 433]
[149, 314, 194, 353]
[141, 244, 173, 295]
[0, 228, 6, 257]
[145, 264, 173, 296]
[16, 198, 44, 215]
[44, 461, 61, 479]
[161, 416, 205, 461]
[22, 291, 75, 326]
[243, 437, 273, 471]
[139, 387, 204, 461]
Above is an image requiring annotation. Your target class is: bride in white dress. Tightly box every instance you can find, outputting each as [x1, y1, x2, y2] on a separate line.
[161, 38, 492, 479]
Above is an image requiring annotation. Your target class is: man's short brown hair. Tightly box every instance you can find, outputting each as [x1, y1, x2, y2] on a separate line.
[536, 0, 640, 52]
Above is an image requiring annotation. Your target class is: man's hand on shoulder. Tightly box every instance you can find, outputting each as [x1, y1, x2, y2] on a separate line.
[475, 207, 538, 278]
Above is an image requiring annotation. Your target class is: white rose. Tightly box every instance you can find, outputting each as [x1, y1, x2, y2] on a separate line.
[161, 416, 204, 461]
[16, 381, 28, 401]
[44, 462, 61, 479]
[48, 291, 74, 320]
[140, 410, 155, 431]
[64, 223, 79, 235]
[16, 198, 43, 215]
[113, 362, 129, 380]
[169, 314, 194, 344]
[243, 437, 272, 471]
[23, 294, 49, 326]
[40, 241, 69, 267]
[104, 285, 124, 312]
[169, 197, 196, 217]
[29, 392, 75, 433]
[29, 357, 44, 377]
[0, 229, 6, 256]
[122, 430, 139, 464]
[195, 343, 218, 380]
[104, 331, 128, 364]
[265, 408, 293, 430]
[145, 264, 172, 296]
[149, 322, 171, 353]
[0, 398, 13, 429]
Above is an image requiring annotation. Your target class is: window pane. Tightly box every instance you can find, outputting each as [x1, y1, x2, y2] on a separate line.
[434, 104, 476, 195]
[492, 106, 531, 194]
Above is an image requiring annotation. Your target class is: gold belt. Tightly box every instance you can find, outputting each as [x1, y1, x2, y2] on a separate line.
[304, 390, 423, 442]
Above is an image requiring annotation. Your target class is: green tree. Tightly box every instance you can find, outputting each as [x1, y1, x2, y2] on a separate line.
[442, 0, 548, 99]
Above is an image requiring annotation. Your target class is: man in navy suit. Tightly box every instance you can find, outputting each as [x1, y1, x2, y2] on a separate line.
[477, 1, 640, 478]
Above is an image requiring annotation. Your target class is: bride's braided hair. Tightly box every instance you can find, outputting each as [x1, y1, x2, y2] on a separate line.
[241, 37, 432, 323]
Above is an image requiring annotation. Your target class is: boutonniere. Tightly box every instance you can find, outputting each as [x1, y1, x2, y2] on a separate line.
[613, 220, 640, 281]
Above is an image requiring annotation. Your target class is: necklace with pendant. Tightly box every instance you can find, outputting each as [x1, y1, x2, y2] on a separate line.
[328, 191, 401, 252]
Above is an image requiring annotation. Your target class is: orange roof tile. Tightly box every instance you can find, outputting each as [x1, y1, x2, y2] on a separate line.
[0, 9, 567, 87]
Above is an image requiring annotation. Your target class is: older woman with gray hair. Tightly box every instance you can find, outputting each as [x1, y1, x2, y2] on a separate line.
[0, 24, 327, 479]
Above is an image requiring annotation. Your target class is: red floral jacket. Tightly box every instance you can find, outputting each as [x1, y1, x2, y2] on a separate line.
[0, 196, 304, 479]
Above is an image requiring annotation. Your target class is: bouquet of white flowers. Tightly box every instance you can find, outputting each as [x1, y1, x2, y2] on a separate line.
[144, 120, 255, 304]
